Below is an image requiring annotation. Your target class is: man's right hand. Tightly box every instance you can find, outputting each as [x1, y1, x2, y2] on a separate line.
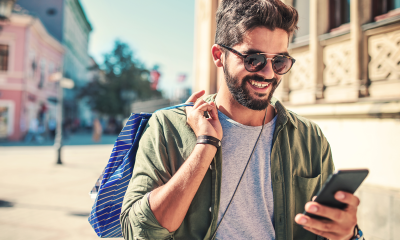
[186, 90, 223, 141]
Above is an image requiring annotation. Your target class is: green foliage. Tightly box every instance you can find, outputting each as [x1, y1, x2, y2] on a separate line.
[80, 40, 162, 117]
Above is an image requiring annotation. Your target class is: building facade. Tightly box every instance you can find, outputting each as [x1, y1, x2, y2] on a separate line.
[0, 12, 64, 141]
[17, 0, 94, 128]
[193, 0, 400, 238]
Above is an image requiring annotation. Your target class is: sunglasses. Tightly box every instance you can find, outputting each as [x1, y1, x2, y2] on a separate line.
[219, 44, 296, 75]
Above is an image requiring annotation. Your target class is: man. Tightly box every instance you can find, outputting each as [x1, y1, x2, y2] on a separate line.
[121, 0, 361, 239]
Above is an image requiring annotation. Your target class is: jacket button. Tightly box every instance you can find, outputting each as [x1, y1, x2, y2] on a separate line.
[209, 165, 212, 170]
[209, 207, 211, 212]
[275, 173, 280, 181]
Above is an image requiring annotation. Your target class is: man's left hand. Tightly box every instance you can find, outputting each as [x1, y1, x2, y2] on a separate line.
[294, 191, 360, 240]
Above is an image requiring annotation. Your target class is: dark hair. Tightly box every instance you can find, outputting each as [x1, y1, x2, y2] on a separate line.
[215, 0, 299, 47]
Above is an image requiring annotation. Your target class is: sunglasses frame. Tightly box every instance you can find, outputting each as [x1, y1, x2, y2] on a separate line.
[219, 44, 296, 75]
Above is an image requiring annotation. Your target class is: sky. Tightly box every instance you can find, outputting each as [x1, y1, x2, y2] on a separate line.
[79, 0, 196, 98]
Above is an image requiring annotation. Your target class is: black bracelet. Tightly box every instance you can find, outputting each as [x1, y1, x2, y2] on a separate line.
[197, 135, 221, 148]
[349, 224, 364, 240]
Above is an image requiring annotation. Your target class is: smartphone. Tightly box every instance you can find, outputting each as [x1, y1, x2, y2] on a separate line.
[303, 169, 369, 220]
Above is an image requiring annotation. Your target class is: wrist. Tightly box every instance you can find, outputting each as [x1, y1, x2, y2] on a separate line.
[194, 142, 218, 152]
[349, 224, 363, 240]
[197, 135, 221, 149]
[193, 142, 218, 165]
[195, 131, 219, 139]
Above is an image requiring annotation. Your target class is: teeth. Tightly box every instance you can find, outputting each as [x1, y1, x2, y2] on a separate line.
[250, 80, 270, 88]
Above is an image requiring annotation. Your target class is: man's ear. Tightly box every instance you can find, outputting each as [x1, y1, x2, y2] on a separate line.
[211, 44, 224, 68]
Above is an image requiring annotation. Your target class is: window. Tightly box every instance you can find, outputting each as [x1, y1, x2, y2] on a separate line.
[28, 51, 37, 78]
[0, 45, 9, 71]
[329, 0, 350, 31]
[292, 0, 310, 41]
[46, 8, 57, 16]
[38, 59, 46, 89]
[47, 62, 55, 89]
[372, 0, 400, 21]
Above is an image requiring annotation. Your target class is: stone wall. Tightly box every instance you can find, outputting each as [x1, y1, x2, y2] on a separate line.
[356, 184, 400, 240]
[289, 102, 400, 239]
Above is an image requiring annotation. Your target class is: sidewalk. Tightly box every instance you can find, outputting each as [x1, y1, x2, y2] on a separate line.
[0, 145, 122, 240]
[0, 133, 118, 147]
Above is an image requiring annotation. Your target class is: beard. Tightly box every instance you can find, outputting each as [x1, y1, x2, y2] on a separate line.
[224, 63, 281, 111]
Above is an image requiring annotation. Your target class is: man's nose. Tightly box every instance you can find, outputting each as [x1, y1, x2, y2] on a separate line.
[258, 59, 275, 79]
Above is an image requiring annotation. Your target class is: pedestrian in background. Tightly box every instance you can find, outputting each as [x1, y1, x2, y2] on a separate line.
[48, 117, 56, 140]
[24, 117, 43, 143]
[92, 118, 102, 142]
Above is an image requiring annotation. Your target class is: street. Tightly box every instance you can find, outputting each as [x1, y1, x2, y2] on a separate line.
[0, 144, 122, 240]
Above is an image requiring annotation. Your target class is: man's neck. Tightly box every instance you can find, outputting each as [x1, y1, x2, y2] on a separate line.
[215, 88, 276, 127]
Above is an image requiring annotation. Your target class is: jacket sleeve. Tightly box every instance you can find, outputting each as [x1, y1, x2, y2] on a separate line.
[321, 139, 334, 240]
[120, 113, 175, 240]
[320, 128, 335, 184]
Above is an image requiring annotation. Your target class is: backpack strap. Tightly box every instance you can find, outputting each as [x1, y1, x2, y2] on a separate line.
[143, 102, 194, 113]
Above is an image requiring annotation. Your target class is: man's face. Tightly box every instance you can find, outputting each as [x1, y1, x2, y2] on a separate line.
[223, 27, 289, 110]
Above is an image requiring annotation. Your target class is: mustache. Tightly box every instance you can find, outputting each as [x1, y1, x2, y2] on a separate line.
[242, 74, 277, 83]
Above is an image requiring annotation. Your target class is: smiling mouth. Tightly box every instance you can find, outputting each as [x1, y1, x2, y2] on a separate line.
[249, 80, 271, 89]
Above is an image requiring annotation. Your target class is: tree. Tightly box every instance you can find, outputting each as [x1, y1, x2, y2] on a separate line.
[80, 41, 162, 117]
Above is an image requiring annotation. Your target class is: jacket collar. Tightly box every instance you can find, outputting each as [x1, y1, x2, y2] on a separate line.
[270, 97, 298, 129]
[204, 94, 298, 129]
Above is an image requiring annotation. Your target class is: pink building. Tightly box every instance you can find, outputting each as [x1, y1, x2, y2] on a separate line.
[0, 12, 64, 141]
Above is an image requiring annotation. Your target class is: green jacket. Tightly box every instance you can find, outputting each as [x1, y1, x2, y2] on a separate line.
[120, 94, 334, 240]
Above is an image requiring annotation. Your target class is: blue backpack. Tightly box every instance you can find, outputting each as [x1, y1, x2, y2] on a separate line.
[88, 103, 193, 238]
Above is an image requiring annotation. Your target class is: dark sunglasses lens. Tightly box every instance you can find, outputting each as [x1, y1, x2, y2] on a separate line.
[244, 55, 266, 72]
[273, 57, 292, 74]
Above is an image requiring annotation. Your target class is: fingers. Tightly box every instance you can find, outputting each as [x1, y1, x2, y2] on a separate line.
[303, 226, 340, 240]
[186, 90, 205, 104]
[185, 97, 222, 140]
[297, 193, 360, 240]
[185, 91, 219, 118]
[197, 102, 215, 113]
[208, 102, 219, 120]
[303, 193, 360, 221]
[295, 214, 336, 231]
[187, 101, 217, 122]
[295, 213, 342, 235]
[193, 99, 206, 109]
[296, 201, 357, 239]
[305, 202, 344, 220]
[190, 99, 218, 120]
[303, 201, 357, 224]
[334, 191, 360, 208]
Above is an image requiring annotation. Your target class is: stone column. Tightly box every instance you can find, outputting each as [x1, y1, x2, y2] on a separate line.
[193, 0, 219, 95]
[280, 0, 293, 103]
[350, 0, 363, 95]
[215, 0, 223, 91]
[310, 0, 329, 100]
[360, 0, 371, 97]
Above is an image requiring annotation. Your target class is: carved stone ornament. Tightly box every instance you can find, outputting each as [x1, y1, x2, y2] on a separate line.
[289, 50, 312, 91]
[323, 40, 353, 87]
[368, 30, 400, 82]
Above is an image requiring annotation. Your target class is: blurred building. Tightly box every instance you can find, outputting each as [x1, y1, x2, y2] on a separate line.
[17, 0, 94, 129]
[194, 0, 400, 238]
[170, 87, 192, 105]
[131, 98, 171, 114]
[0, 10, 64, 141]
[82, 56, 106, 129]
